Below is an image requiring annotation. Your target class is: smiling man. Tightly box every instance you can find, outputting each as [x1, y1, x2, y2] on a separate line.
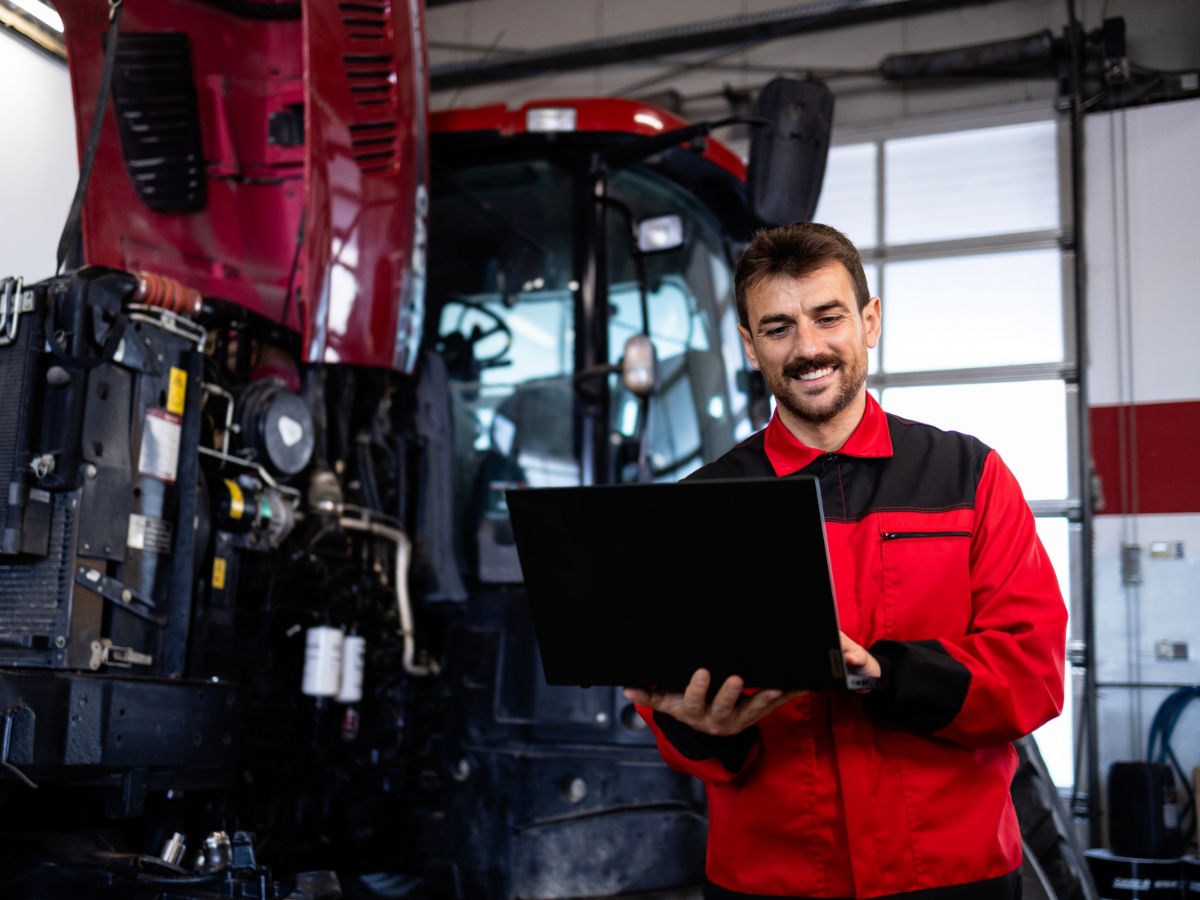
[626, 223, 1067, 900]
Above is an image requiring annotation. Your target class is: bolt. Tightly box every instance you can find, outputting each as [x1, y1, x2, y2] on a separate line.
[566, 777, 588, 804]
[86, 464, 98, 479]
[121, 589, 132, 603]
[595, 711, 609, 727]
[55, 636, 66, 648]
[451, 758, 472, 782]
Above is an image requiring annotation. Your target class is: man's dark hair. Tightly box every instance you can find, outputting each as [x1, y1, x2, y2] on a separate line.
[734, 222, 871, 328]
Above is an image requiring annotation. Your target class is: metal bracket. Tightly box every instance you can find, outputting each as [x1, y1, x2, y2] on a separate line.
[89, 637, 153, 670]
[76, 565, 166, 626]
[0, 277, 34, 346]
[126, 303, 207, 350]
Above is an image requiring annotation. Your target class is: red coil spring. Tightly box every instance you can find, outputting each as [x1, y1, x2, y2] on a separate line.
[132, 271, 203, 317]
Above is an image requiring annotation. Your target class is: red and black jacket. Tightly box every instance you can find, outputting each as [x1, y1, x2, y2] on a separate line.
[638, 395, 1067, 899]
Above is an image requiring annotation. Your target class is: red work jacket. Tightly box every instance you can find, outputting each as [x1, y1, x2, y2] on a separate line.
[639, 396, 1067, 899]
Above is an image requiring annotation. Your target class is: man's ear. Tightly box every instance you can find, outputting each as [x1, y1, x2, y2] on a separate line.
[738, 325, 761, 371]
[862, 297, 882, 350]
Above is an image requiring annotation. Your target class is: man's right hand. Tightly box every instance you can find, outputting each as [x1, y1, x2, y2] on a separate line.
[623, 668, 805, 736]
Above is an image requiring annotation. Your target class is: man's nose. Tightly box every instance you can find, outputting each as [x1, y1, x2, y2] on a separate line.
[790, 322, 824, 359]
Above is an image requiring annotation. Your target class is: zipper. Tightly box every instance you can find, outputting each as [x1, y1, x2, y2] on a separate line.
[881, 531, 972, 541]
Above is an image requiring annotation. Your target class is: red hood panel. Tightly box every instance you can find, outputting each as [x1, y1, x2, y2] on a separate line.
[57, 0, 428, 373]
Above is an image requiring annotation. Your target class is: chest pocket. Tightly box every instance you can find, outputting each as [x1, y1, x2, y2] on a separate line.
[880, 527, 973, 640]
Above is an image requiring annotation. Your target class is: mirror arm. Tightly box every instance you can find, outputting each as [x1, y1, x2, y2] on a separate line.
[601, 116, 770, 170]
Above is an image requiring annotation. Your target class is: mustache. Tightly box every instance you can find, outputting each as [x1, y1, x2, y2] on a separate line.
[783, 355, 841, 378]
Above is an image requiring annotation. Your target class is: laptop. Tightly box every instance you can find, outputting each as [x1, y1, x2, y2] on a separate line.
[505, 477, 877, 692]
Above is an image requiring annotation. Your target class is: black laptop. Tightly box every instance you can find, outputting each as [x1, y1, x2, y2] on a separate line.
[505, 477, 877, 692]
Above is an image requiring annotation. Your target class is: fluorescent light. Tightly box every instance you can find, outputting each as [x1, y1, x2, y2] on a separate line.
[11, 0, 62, 33]
[525, 107, 576, 133]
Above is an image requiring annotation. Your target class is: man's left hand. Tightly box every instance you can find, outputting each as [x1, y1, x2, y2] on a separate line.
[840, 631, 881, 687]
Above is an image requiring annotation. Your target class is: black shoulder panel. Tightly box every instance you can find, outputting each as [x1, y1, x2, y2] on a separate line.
[684, 432, 774, 482]
[685, 417, 991, 523]
[803, 415, 992, 523]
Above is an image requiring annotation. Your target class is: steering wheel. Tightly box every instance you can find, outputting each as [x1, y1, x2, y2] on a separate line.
[436, 299, 514, 372]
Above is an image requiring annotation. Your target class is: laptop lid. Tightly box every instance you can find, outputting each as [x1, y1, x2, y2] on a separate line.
[506, 477, 876, 692]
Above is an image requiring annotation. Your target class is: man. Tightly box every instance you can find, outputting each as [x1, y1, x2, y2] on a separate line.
[624, 222, 1067, 900]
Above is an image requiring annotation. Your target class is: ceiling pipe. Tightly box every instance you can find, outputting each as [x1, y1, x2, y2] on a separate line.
[429, 0, 1003, 92]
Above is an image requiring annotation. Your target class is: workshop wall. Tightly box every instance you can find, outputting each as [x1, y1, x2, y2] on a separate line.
[1085, 97, 1200, 830]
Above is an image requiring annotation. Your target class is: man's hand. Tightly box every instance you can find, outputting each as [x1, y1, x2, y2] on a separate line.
[839, 631, 881, 687]
[623, 669, 804, 736]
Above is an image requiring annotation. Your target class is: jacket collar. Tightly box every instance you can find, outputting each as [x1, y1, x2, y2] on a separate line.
[763, 392, 894, 476]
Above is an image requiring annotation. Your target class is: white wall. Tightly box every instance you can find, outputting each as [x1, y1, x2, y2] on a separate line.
[1085, 97, 1200, 842]
[0, 33, 77, 283]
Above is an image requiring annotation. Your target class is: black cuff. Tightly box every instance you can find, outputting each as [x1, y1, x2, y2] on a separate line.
[861, 639, 971, 733]
[653, 711, 759, 772]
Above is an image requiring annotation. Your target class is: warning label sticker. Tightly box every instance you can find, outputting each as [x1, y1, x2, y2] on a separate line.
[138, 409, 182, 483]
[167, 367, 188, 415]
[127, 513, 174, 554]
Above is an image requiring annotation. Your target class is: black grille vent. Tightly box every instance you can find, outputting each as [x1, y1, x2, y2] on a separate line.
[342, 51, 397, 111]
[349, 121, 399, 175]
[110, 32, 207, 214]
[339, 1, 388, 41]
[338, 1, 400, 176]
[0, 496, 74, 664]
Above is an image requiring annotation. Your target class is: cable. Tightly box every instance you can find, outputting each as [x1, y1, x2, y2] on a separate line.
[1146, 686, 1200, 841]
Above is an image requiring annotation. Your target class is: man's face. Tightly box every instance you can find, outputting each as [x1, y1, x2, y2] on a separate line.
[738, 263, 881, 434]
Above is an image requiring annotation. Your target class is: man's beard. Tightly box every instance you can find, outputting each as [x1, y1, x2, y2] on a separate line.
[769, 352, 867, 426]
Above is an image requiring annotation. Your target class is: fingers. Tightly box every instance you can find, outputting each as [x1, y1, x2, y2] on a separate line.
[708, 675, 745, 719]
[839, 630, 882, 679]
[681, 669, 712, 719]
[839, 630, 864, 660]
[625, 670, 806, 737]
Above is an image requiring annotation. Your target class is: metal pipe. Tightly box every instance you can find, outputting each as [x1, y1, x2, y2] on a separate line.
[430, 0, 1002, 91]
[338, 512, 439, 677]
[1063, 0, 1101, 847]
[879, 30, 1058, 79]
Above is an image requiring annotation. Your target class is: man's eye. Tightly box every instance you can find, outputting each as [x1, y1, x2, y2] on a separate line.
[817, 316, 841, 326]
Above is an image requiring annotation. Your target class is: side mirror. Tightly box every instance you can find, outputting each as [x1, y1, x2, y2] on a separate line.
[620, 334, 657, 397]
[746, 78, 835, 227]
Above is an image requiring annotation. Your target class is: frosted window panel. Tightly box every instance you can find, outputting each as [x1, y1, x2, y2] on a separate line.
[882, 249, 1063, 372]
[813, 142, 877, 249]
[880, 380, 1068, 500]
[885, 121, 1059, 245]
[1032, 517, 1073, 788]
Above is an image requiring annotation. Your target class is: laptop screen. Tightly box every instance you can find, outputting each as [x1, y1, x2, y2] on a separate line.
[506, 477, 857, 691]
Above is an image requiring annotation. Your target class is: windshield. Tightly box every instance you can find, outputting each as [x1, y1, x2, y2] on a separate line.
[426, 156, 751, 577]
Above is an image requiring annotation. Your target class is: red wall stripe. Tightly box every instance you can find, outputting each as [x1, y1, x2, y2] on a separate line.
[1090, 400, 1200, 515]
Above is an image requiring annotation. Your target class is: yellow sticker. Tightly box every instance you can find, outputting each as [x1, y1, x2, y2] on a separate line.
[224, 479, 244, 519]
[212, 557, 227, 590]
[167, 367, 187, 415]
